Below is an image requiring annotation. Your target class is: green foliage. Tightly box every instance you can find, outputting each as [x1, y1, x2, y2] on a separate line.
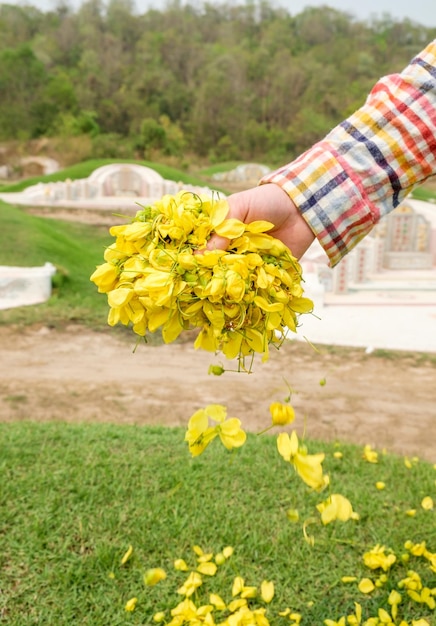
[0, 2, 435, 162]
[0, 421, 434, 624]
[137, 117, 167, 155]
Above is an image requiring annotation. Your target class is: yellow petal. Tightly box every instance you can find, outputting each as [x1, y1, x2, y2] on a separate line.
[121, 544, 133, 565]
[144, 568, 167, 586]
[218, 418, 247, 451]
[388, 590, 402, 605]
[253, 295, 284, 313]
[294, 452, 327, 491]
[277, 432, 292, 461]
[289, 297, 313, 313]
[210, 593, 226, 610]
[214, 218, 246, 239]
[125, 597, 138, 612]
[205, 404, 227, 423]
[286, 509, 299, 523]
[90, 262, 119, 292]
[241, 586, 257, 598]
[341, 576, 357, 583]
[222, 546, 234, 559]
[232, 576, 244, 596]
[107, 287, 133, 308]
[227, 598, 247, 612]
[197, 561, 217, 576]
[162, 313, 184, 344]
[317, 494, 354, 525]
[260, 580, 274, 603]
[245, 220, 274, 233]
[358, 578, 375, 594]
[153, 611, 166, 622]
[209, 199, 229, 227]
[421, 496, 434, 510]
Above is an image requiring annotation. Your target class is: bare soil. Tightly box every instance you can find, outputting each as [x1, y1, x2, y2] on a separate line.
[1, 324, 435, 463]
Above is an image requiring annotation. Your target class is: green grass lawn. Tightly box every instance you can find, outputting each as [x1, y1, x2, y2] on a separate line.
[0, 422, 434, 625]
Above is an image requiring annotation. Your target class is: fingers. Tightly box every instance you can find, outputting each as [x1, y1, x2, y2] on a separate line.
[205, 233, 230, 251]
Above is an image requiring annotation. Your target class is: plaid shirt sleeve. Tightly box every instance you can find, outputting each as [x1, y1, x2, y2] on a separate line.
[260, 40, 436, 266]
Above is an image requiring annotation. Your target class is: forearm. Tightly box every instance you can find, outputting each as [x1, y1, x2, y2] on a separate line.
[261, 40, 436, 266]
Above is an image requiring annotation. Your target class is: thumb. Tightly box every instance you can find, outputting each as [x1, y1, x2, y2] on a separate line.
[205, 232, 230, 251]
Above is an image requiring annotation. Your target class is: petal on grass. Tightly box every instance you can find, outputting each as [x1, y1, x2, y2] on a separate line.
[121, 545, 133, 565]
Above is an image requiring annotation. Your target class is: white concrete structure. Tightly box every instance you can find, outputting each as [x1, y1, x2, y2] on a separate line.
[0, 163, 220, 213]
[0, 263, 56, 310]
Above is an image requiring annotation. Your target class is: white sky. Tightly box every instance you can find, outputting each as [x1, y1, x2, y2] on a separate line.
[1, 0, 436, 27]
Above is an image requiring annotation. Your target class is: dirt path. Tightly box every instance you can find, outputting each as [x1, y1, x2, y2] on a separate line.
[0, 324, 435, 463]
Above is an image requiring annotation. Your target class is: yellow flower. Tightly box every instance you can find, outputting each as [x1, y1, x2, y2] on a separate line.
[174, 559, 189, 571]
[177, 571, 203, 597]
[398, 570, 422, 591]
[362, 444, 378, 463]
[363, 545, 396, 572]
[90, 262, 119, 293]
[375, 481, 386, 490]
[408, 587, 436, 609]
[170, 598, 198, 622]
[269, 402, 295, 426]
[260, 580, 274, 603]
[124, 597, 138, 612]
[153, 611, 166, 623]
[406, 509, 417, 516]
[144, 567, 167, 586]
[333, 451, 343, 459]
[121, 544, 133, 565]
[316, 494, 356, 525]
[91, 190, 313, 370]
[185, 404, 246, 456]
[404, 540, 427, 556]
[277, 431, 328, 491]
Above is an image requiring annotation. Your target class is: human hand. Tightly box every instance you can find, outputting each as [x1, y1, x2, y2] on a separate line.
[207, 183, 315, 259]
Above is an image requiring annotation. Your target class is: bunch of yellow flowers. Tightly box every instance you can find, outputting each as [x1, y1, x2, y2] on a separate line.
[90, 191, 313, 367]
